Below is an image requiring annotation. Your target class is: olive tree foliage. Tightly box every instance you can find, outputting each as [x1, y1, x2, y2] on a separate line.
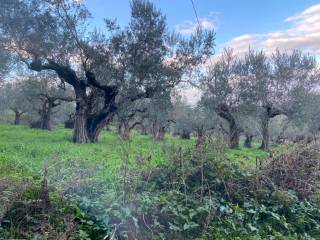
[0, 0, 214, 143]
[0, 48, 11, 81]
[236, 49, 319, 150]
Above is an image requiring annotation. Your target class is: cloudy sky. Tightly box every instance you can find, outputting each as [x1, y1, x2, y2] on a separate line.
[84, 0, 320, 104]
[85, 0, 320, 52]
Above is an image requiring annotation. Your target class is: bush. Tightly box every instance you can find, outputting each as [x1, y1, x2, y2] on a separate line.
[67, 141, 320, 239]
[261, 143, 320, 199]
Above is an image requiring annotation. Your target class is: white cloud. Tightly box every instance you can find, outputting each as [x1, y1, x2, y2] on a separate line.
[72, 0, 83, 4]
[224, 4, 320, 55]
[176, 12, 219, 35]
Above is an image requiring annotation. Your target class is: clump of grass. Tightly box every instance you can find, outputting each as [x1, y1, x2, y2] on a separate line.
[225, 147, 269, 168]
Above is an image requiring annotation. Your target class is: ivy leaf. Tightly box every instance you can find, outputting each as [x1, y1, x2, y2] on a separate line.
[169, 223, 181, 231]
[248, 223, 258, 232]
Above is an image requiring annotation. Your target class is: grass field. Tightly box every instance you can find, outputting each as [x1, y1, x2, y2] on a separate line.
[1, 124, 320, 239]
[0, 124, 268, 183]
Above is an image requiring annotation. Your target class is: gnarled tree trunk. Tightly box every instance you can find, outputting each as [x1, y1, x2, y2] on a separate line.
[87, 117, 111, 143]
[216, 103, 240, 149]
[73, 87, 88, 143]
[260, 104, 282, 150]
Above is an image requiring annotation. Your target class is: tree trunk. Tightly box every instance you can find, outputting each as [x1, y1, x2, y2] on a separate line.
[85, 82, 118, 143]
[151, 120, 165, 141]
[244, 134, 253, 148]
[151, 120, 158, 139]
[87, 112, 114, 143]
[259, 104, 282, 151]
[196, 128, 205, 149]
[119, 121, 130, 140]
[73, 112, 87, 143]
[229, 121, 240, 149]
[156, 126, 165, 140]
[73, 87, 88, 143]
[260, 114, 269, 150]
[14, 111, 22, 125]
[87, 120, 105, 143]
[39, 101, 53, 130]
[216, 104, 240, 149]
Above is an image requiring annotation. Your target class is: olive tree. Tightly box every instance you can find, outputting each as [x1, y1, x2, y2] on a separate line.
[24, 73, 74, 130]
[0, 0, 214, 143]
[289, 92, 320, 141]
[201, 49, 242, 148]
[146, 91, 174, 140]
[172, 97, 217, 147]
[115, 99, 148, 140]
[0, 80, 32, 124]
[236, 49, 318, 150]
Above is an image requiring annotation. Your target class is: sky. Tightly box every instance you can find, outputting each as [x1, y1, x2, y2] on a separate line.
[84, 0, 320, 53]
[82, 0, 320, 104]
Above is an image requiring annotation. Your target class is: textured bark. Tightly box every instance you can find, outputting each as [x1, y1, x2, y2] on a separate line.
[216, 104, 240, 149]
[87, 120, 107, 143]
[73, 112, 87, 143]
[73, 87, 88, 143]
[86, 94, 117, 143]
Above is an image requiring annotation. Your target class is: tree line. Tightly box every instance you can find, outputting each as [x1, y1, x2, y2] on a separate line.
[0, 0, 319, 151]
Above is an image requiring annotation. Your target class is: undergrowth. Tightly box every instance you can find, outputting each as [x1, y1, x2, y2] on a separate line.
[1, 124, 319, 239]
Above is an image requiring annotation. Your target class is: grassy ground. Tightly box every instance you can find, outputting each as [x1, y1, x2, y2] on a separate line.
[1, 124, 317, 239]
[0, 124, 268, 180]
